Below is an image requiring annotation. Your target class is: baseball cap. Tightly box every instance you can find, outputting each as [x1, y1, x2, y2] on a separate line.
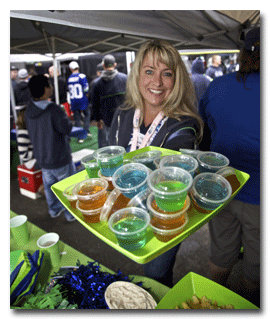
[18, 68, 28, 79]
[69, 61, 79, 70]
[97, 63, 104, 72]
[102, 54, 115, 68]
[244, 27, 260, 51]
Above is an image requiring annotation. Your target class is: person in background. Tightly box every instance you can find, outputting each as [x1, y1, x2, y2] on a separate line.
[227, 57, 239, 73]
[109, 39, 204, 287]
[67, 61, 91, 143]
[92, 54, 128, 148]
[88, 62, 104, 125]
[190, 57, 211, 103]
[25, 75, 76, 222]
[10, 65, 19, 88]
[205, 55, 224, 80]
[199, 27, 260, 307]
[48, 65, 68, 105]
[13, 69, 31, 106]
[16, 107, 36, 169]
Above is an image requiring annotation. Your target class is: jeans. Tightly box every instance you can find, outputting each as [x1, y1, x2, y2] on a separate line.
[142, 243, 181, 287]
[73, 105, 91, 137]
[98, 125, 110, 148]
[41, 161, 76, 220]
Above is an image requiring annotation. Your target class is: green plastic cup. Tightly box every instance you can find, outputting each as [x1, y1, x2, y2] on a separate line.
[10, 215, 29, 245]
[37, 233, 60, 268]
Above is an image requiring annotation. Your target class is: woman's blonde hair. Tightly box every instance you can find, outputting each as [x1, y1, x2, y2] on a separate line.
[124, 39, 203, 143]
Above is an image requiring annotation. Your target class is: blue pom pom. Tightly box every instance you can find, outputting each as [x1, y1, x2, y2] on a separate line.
[55, 261, 143, 309]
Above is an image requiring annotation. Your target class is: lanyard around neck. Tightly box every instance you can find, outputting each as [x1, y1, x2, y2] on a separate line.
[130, 108, 165, 152]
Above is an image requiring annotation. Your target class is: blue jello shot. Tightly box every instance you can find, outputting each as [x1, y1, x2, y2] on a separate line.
[197, 152, 229, 174]
[112, 163, 150, 199]
[190, 173, 232, 213]
[94, 146, 126, 177]
[160, 154, 199, 177]
[132, 150, 162, 171]
[108, 207, 150, 251]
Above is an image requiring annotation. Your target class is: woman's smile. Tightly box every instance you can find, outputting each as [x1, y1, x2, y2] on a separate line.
[139, 53, 175, 110]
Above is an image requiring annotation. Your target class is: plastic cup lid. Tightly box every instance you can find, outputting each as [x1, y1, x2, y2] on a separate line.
[100, 188, 121, 222]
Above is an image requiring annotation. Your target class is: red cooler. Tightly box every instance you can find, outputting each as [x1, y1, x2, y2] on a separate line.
[17, 165, 43, 199]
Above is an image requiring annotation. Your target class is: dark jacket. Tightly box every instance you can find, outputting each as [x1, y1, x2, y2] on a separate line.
[191, 58, 211, 103]
[25, 100, 73, 169]
[14, 81, 31, 106]
[49, 76, 68, 104]
[92, 70, 127, 127]
[109, 107, 199, 151]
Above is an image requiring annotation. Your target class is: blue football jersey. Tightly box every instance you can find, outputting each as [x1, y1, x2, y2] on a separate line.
[67, 73, 89, 110]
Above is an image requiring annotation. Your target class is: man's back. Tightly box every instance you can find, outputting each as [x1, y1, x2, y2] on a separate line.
[67, 72, 89, 110]
[92, 70, 127, 127]
[25, 100, 73, 169]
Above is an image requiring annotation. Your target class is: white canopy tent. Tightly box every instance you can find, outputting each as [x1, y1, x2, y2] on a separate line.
[10, 10, 260, 128]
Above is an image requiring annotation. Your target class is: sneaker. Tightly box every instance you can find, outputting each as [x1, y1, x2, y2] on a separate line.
[78, 139, 85, 144]
[66, 215, 76, 222]
[87, 133, 92, 137]
[50, 208, 65, 218]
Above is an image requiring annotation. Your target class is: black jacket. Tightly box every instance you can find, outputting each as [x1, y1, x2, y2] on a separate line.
[14, 81, 31, 106]
[109, 107, 199, 151]
[92, 70, 127, 127]
[25, 100, 73, 169]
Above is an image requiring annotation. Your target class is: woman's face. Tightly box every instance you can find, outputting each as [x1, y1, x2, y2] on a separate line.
[138, 53, 175, 110]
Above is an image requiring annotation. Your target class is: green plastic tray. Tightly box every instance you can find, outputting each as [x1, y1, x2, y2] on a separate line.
[51, 146, 250, 265]
[156, 272, 258, 309]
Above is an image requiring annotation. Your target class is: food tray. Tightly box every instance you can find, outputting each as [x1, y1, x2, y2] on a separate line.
[155, 272, 258, 309]
[51, 146, 250, 264]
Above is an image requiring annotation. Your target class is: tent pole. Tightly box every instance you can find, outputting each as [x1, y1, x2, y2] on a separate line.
[10, 79, 23, 165]
[51, 37, 60, 105]
[10, 80, 17, 125]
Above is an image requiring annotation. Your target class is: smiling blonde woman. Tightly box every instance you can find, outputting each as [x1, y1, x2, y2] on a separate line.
[109, 39, 204, 152]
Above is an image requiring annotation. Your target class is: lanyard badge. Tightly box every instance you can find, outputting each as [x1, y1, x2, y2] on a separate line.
[130, 108, 165, 152]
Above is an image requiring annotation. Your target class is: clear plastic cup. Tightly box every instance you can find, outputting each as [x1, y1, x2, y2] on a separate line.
[127, 187, 152, 210]
[63, 184, 78, 209]
[76, 201, 103, 223]
[132, 150, 162, 171]
[147, 193, 190, 229]
[108, 207, 150, 251]
[179, 148, 203, 158]
[94, 146, 126, 177]
[150, 215, 189, 242]
[74, 178, 108, 210]
[147, 167, 193, 212]
[216, 166, 241, 193]
[160, 154, 198, 177]
[190, 173, 232, 214]
[98, 170, 114, 191]
[100, 188, 130, 222]
[197, 152, 229, 173]
[81, 154, 99, 178]
[153, 156, 168, 170]
[112, 163, 150, 199]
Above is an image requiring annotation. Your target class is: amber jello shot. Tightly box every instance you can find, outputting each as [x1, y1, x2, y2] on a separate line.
[74, 178, 108, 211]
[63, 184, 78, 209]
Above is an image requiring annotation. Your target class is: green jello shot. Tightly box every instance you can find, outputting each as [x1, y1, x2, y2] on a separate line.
[81, 154, 99, 178]
[154, 181, 188, 212]
[147, 167, 193, 213]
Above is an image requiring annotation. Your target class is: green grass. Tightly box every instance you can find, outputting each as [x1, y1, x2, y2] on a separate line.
[70, 126, 98, 153]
